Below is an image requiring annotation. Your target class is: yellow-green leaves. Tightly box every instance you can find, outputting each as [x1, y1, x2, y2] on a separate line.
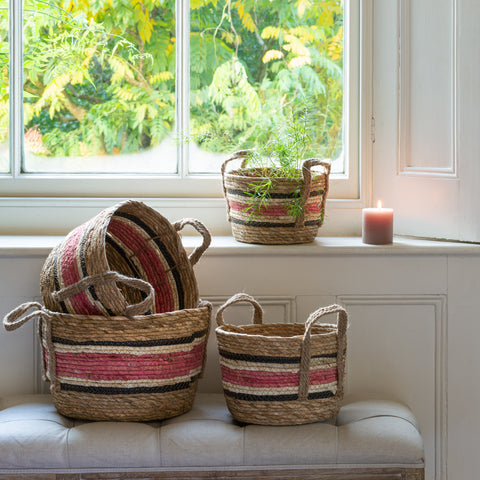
[262, 50, 283, 64]
[234, 1, 256, 33]
[261, 26, 281, 40]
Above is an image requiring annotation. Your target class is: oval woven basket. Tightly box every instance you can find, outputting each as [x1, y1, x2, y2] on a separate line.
[4, 273, 212, 422]
[40, 200, 210, 316]
[215, 294, 348, 426]
[221, 151, 331, 245]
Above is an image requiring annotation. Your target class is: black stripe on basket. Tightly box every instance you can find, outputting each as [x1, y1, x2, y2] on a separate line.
[105, 236, 150, 314]
[219, 350, 338, 363]
[223, 389, 335, 402]
[78, 227, 116, 317]
[106, 235, 144, 281]
[231, 218, 321, 228]
[114, 211, 186, 310]
[53, 252, 68, 314]
[52, 328, 208, 347]
[60, 376, 200, 395]
[226, 189, 324, 199]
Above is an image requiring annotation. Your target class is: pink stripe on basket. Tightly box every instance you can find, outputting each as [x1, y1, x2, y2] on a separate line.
[60, 224, 101, 315]
[55, 344, 205, 381]
[108, 218, 174, 313]
[220, 365, 338, 388]
[228, 200, 323, 217]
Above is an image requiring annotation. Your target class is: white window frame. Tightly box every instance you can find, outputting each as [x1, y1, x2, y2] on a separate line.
[0, 0, 373, 236]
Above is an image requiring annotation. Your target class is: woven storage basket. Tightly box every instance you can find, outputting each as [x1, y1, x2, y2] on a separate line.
[221, 150, 331, 245]
[40, 200, 210, 316]
[215, 293, 347, 425]
[4, 272, 211, 422]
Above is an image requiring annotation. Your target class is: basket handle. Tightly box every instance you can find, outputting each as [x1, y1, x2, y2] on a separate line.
[4, 302, 59, 387]
[52, 271, 155, 318]
[298, 304, 348, 401]
[221, 150, 250, 221]
[216, 293, 263, 326]
[295, 159, 332, 228]
[173, 218, 211, 266]
[3, 302, 50, 331]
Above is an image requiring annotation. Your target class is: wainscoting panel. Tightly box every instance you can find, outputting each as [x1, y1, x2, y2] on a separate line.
[337, 295, 446, 480]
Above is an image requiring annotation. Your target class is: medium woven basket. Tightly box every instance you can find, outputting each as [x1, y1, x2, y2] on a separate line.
[3, 272, 211, 422]
[215, 294, 348, 425]
[40, 200, 210, 316]
[221, 151, 331, 245]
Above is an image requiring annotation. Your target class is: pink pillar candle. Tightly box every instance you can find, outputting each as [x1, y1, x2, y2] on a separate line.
[362, 201, 394, 245]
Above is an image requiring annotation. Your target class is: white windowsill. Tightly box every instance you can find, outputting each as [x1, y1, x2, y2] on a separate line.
[0, 235, 478, 258]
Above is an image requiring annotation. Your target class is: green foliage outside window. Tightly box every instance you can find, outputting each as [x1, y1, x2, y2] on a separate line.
[0, 0, 343, 165]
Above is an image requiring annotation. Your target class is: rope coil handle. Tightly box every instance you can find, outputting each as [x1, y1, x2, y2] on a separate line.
[220, 151, 331, 225]
[298, 304, 348, 401]
[296, 159, 331, 227]
[215, 294, 347, 402]
[173, 218, 212, 267]
[3, 302, 50, 332]
[221, 151, 250, 221]
[3, 271, 156, 332]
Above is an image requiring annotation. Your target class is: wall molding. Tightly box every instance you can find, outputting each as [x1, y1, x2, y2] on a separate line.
[204, 296, 297, 325]
[336, 294, 447, 480]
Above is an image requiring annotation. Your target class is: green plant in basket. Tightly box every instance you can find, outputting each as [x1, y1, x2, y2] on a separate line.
[239, 110, 316, 220]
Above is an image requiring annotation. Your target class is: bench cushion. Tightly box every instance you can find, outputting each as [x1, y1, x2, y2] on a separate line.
[0, 393, 424, 474]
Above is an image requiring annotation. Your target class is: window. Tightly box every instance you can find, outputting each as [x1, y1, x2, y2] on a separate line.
[0, 0, 365, 235]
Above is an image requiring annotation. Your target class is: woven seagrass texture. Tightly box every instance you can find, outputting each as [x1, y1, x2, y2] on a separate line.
[4, 298, 212, 422]
[221, 151, 331, 245]
[215, 293, 348, 425]
[40, 200, 210, 316]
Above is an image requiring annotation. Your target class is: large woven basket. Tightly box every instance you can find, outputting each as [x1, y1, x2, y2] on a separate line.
[221, 151, 331, 245]
[4, 272, 211, 422]
[215, 294, 348, 425]
[40, 200, 210, 316]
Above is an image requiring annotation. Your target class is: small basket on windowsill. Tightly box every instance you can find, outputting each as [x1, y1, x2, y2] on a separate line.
[221, 150, 331, 245]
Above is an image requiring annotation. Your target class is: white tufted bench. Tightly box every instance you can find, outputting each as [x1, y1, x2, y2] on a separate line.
[0, 392, 424, 480]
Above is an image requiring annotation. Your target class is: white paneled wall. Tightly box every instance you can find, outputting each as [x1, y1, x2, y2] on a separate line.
[0, 237, 479, 480]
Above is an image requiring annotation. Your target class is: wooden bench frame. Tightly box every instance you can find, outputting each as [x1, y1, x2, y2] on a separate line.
[0, 467, 425, 480]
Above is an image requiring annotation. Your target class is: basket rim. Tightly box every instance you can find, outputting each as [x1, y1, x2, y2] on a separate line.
[46, 300, 212, 322]
[224, 167, 328, 182]
[215, 322, 338, 340]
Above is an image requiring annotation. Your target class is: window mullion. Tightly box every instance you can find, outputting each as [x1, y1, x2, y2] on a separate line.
[176, 0, 190, 178]
[9, 0, 23, 178]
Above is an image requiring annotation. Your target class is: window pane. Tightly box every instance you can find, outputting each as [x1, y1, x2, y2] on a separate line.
[22, 0, 176, 174]
[0, 0, 8, 172]
[189, 0, 344, 174]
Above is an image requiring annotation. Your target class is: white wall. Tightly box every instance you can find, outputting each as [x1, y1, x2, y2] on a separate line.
[1, 237, 479, 480]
